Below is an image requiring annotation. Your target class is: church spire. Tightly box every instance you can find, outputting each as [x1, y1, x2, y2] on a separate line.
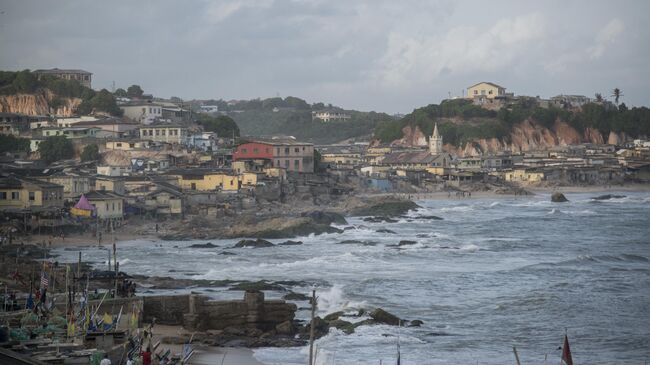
[429, 122, 443, 155]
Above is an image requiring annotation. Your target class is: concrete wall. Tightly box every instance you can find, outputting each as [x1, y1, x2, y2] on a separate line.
[142, 295, 190, 325]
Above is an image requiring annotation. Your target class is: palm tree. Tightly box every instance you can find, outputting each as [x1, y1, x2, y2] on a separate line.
[595, 93, 603, 103]
[611, 88, 623, 105]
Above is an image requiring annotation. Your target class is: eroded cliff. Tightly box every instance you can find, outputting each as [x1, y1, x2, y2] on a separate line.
[0, 89, 80, 116]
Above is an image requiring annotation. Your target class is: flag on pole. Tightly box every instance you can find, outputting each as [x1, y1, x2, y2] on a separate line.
[562, 335, 573, 365]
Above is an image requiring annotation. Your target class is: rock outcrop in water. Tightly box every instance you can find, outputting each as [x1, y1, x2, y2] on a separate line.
[551, 192, 569, 202]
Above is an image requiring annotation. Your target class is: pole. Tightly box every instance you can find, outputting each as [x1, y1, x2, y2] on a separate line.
[309, 289, 317, 365]
[513, 346, 521, 365]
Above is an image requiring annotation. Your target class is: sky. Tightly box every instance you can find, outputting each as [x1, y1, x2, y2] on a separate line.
[1, 0, 649, 114]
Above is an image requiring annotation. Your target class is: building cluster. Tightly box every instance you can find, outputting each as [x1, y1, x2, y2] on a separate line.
[1, 73, 650, 235]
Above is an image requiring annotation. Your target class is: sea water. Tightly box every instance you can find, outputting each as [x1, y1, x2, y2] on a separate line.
[54, 191, 650, 364]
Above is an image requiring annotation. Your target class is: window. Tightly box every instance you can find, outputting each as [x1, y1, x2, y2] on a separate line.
[294, 160, 300, 168]
[285, 148, 290, 154]
[191, 183, 196, 190]
[276, 148, 280, 155]
[275, 160, 280, 167]
[0, 192, 6, 199]
[242, 148, 248, 154]
[149, 108, 152, 113]
[29, 192, 35, 201]
[162, 129, 166, 136]
[473, 90, 478, 95]
[112, 202, 115, 211]
[284, 160, 289, 167]
[294, 148, 299, 153]
[155, 129, 160, 136]
[488, 90, 493, 95]
[105, 203, 109, 210]
[11, 191, 19, 200]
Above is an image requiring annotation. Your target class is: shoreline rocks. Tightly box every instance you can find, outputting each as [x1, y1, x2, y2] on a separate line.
[551, 192, 569, 202]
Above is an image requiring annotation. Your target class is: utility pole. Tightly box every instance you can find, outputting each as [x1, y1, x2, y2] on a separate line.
[513, 346, 522, 365]
[309, 289, 317, 365]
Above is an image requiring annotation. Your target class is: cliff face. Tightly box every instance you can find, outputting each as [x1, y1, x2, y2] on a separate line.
[395, 119, 623, 156]
[0, 90, 81, 116]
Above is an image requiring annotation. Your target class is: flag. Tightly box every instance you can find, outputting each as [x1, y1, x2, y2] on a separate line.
[562, 335, 573, 365]
[40, 271, 49, 289]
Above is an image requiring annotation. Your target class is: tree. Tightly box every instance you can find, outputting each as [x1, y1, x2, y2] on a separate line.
[595, 93, 604, 103]
[12, 70, 38, 93]
[114, 88, 127, 97]
[611, 88, 623, 105]
[38, 136, 74, 164]
[80, 144, 100, 162]
[0, 135, 30, 153]
[77, 89, 123, 116]
[196, 114, 240, 137]
[127, 84, 144, 98]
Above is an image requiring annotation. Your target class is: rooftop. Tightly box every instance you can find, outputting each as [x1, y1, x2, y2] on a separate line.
[33, 68, 92, 75]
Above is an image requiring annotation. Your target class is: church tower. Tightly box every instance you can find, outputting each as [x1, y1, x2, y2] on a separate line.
[429, 123, 443, 155]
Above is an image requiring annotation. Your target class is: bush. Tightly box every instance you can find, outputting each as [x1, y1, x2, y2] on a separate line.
[81, 144, 100, 162]
[38, 136, 74, 164]
[0, 135, 30, 153]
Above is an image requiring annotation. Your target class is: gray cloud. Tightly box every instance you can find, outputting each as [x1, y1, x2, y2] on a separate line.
[1, 0, 649, 113]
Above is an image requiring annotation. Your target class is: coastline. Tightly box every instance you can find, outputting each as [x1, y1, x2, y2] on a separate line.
[21, 183, 650, 249]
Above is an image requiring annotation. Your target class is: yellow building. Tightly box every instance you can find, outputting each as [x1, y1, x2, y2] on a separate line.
[105, 140, 152, 151]
[0, 176, 64, 210]
[84, 191, 124, 220]
[139, 125, 187, 144]
[95, 177, 126, 195]
[35, 173, 91, 200]
[467, 82, 506, 99]
[173, 170, 241, 192]
[145, 188, 183, 216]
[505, 168, 546, 182]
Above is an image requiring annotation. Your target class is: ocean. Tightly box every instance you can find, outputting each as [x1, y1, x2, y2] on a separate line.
[54, 191, 650, 364]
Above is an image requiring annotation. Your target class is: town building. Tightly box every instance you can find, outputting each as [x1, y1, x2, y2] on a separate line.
[84, 191, 124, 220]
[36, 172, 91, 200]
[317, 145, 364, 167]
[168, 169, 240, 192]
[105, 139, 154, 151]
[0, 176, 64, 210]
[33, 68, 92, 88]
[186, 132, 218, 151]
[311, 110, 352, 122]
[144, 186, 183, 216]
[467, 82, 507, 99]
[233, 138, 315, 173]
[120, 103, 163, 124]
[97, 165, 133, 177]
[138, 124, 188, 144]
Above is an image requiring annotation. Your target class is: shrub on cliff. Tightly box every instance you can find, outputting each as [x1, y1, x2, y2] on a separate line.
[38, 136, 74, 164]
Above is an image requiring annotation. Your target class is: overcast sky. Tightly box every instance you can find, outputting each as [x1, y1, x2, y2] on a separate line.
[1, 0, 648, 113]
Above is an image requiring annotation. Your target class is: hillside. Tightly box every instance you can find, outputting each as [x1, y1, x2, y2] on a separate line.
[196, 97, 394, 144]
[374, 98, 650, 155]
[0, 70, 122, 117]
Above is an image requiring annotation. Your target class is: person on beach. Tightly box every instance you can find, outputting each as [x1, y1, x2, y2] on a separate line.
[141, 346, 152, 365]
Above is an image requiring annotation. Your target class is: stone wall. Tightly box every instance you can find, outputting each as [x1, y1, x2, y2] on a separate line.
[142, 295, 190, 325]
[183, 291, 296, 331]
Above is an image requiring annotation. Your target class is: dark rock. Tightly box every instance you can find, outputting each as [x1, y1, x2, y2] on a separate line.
[551, 192, 568, 203]
[189, 242, 219, 248]
[302, 211, 348, 225]
[351, 200, 420, 217]
[301, 317, 330, 339]
[219, 251, 236, 256]
[376, 229, 396, 234]
[282, 292, 310, 301]
[229, 280, 284, 291]
[352, 318, 377, 328]
[411, 215, 443, 220]
[328, 319, 355, 334]
[592, 194, 626, 200]
[275, 320, 295, 336]
[369, 308, 401, 326]
[278, 240, 303, 246]
[233, 239, 275, 248]
[398, 240, 417, 246]
[408, 320, 424, 327]
[323, 311, 345, 321]
[337, 240, 377, 246]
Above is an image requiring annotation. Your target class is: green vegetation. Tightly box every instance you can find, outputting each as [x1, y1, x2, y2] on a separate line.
[195, 114, 240, 137]
[80, 144, 100, 162]
[38, 136, 74, 164]
[113, 88, 127, 97]
[77, 89, 123, 116]
[374, 97, 650, 146]
[127, 84, 144, 98]
[0, 70, 122, 116]
[0, 135, 30, 154]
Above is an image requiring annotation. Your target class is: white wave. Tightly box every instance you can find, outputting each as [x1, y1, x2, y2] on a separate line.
[317, 284, 367, 315]
[489, 202, 501, 207]
[459, 244, 480, 252]
[440, 205, 473, 213]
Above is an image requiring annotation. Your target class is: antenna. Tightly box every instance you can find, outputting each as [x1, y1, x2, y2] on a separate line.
[111, 81, 115, 93]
